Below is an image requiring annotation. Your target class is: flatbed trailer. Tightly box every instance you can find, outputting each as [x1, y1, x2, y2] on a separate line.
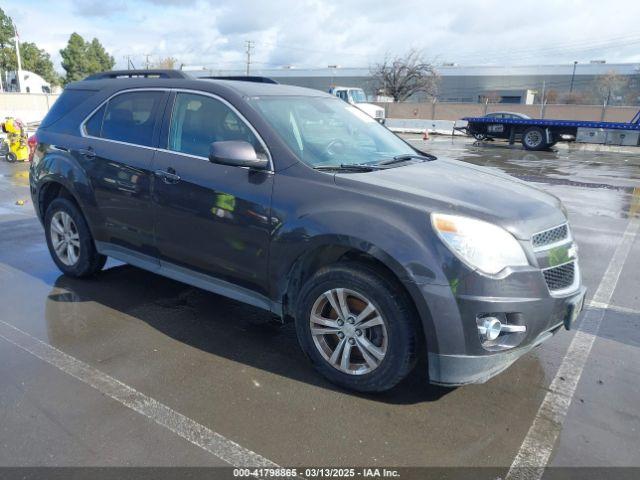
[461, 109, 640, 150]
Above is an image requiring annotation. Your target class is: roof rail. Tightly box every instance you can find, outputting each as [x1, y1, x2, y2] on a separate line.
[84, 70, 190, 80]
[202, 75, 278, 84]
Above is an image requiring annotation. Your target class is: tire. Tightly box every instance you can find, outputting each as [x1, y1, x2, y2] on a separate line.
[522, 126, 548, 150]
[295, 262, 419, 392]
[45, 198, 106, 277]
[5, 151, 17, 163]
[472, 132, 487, 141]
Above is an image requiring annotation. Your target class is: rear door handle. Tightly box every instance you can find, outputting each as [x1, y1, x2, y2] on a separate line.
[154, 169, 181, 184]
[79, 147, 95, 159]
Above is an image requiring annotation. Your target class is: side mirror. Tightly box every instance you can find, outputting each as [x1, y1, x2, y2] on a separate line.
[208, 141, 269, 169]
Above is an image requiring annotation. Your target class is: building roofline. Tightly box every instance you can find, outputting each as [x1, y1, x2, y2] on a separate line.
[188, 62, 640, 78]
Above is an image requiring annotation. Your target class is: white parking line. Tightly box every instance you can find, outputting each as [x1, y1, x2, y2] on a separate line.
[0, 319, 278, 468]
[570, 224, 625, 235]
[589, 300, 640, 316]
[506, 217, 639, 480]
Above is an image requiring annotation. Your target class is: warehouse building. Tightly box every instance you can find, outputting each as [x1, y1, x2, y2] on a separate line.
[189, 62, 640, 104]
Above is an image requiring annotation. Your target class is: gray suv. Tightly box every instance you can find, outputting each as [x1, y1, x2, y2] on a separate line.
[29, 70, 585, 392]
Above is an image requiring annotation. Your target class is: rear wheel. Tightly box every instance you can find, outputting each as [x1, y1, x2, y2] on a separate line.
[522, 126, 548, 150]
[45, 198, 106, 277]
[5, 151, 17, 163]
[295, 262, 419, 392]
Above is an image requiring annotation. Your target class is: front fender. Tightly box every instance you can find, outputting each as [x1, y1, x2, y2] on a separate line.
[269, 204, 455, 351]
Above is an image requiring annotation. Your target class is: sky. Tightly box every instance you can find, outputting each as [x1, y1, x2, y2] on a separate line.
[6, 0, 640, 74]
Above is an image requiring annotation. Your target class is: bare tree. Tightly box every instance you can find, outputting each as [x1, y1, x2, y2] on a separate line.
[629, 69, 640, 105]
[480, 91, 501, 104]
[370, 50, 439, 102]
[624, 89, 640, 106]
[543, 89, 559, 104]
[153, 56, 178, 69]
[561, 91, 587, 104]
[592, 70, 628, 105]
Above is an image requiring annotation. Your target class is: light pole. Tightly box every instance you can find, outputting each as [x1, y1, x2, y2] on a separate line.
[569, 61, 578, 93]
[12, 21, 22, 93]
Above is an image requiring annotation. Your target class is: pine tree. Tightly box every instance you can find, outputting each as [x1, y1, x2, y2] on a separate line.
[60, 33, 90, 84]
[20, 42, 59, 86]
[87, 38, 115, 72]
[60, 33, 114, 84]
[0, 8, 17, 77]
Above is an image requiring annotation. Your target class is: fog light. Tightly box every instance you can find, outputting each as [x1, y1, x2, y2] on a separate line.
[479, 316, 502, 341]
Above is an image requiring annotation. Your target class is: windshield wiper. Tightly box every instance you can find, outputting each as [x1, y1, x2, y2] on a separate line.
[314, 163, 384, 172]
[377, 153, 436, 166]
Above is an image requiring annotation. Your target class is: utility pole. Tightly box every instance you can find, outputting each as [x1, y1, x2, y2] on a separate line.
[569, 61, 578, 93]
[144, 54, 152, 70]
[245, 40, 254, 76]
[124, 55, 136, 70]
[540, 80, 546, 118]
[13, 21, 22, 93]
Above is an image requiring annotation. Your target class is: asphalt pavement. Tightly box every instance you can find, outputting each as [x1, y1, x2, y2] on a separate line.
[0, 136, 639, 475]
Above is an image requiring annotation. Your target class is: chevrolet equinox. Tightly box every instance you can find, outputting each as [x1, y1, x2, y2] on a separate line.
[30, 70, 586, 392]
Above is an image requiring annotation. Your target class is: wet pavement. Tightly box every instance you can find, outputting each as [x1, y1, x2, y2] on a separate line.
[0, 137, 639, 470]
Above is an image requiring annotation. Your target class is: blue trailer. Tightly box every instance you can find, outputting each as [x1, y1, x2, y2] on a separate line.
[461, 109, 640, 150]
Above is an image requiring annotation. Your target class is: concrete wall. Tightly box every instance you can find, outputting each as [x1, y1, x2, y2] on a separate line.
[1, 91, 637, 126]
[0, 93, 60, 123]
[378, 102, 640, 123]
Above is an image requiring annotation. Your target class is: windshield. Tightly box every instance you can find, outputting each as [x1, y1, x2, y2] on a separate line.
[348, 89, 367, 103]
[249, 96, 415, 168]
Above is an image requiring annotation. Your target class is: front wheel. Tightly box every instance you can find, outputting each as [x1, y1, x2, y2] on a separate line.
[45, 198, 106, 277]
[295, 263, 419, 392]
[5, 151, 17, 163]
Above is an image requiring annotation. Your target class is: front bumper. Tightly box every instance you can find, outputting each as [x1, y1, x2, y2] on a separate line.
[428, 326, 556, 386]
[422, 283, 586, 386]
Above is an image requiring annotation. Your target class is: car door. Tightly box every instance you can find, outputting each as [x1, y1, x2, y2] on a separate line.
[151, 91, 274, 299]
[81, 89, 168, 260]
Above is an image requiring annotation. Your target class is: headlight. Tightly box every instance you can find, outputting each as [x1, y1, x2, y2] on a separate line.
[431, 213, 529, 275]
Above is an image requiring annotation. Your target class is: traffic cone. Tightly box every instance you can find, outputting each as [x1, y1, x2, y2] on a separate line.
[423, 129, 430, 141]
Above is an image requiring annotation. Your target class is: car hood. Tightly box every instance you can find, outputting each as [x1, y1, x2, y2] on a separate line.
[335, 158, 566, 240]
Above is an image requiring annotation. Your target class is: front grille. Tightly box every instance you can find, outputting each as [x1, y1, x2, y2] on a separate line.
[532, 224, 569, 249]
[543, 262, 575, 291]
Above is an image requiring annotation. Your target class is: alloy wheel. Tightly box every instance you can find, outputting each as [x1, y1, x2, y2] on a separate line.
[50, 211, 80, 266]
[309, 288, 388, 375]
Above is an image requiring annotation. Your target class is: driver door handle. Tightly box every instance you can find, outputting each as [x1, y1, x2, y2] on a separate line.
[154, 168, 181, 184]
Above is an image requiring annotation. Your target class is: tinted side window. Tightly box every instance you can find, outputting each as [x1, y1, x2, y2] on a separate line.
[101, 91, 164, 147]
[168, 93, 266, 159]
[84, 104, 106, 137]
[41, 89, 97, 128]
